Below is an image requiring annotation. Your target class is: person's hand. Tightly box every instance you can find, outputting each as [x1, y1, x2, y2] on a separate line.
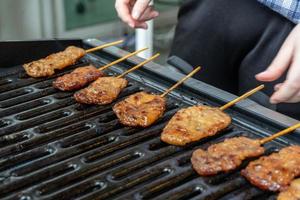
[115, 0, 159, 29]
[256, 24, 300, 104]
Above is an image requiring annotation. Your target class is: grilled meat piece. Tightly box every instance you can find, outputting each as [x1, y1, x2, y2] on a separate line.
[113, 92, 166, 127]
[74, 77, 128, 105]
[278, 179, 300, 200]
[161, 105, 231, 146]
[242, 146, 300, 192]
[191, 137, 264, 176]
[23, 46, 85, 77]
[53, 65, 104, 91]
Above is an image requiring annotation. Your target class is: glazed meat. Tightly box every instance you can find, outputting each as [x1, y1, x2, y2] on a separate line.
[191, 137, 264, 176]
[242, 146, 300, 192]
[113, 92, 166, 127]
[53, 65, 104, 91]
[161, 105, 231, 146]
[74, 77, 128, 105]
[278, 179, 300, 200]
[23, 46, 85, 77]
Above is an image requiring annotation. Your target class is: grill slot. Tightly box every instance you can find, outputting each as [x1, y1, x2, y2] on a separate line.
[0, 163, 76, 199]
[0, 78, 12, 86]
[0, 132, 32, 148]
[0, 109, 72, 136]
[140, 169, 198, 199]
[36, 151, 141, 196]
[111, 144, 182, 180]
[82, 123, 167, 163]
[36, 106, 112, 133]
[15, 98, 75, 120]
[200, 177, 248, 200]
[0, 87, 33, 101]
[11, 135, 115, 176]
[0, 123, 91, 159]
[218, 185, 266, 200]
[0, 45, 297, 200]
[0, 147, 53, 172]
[152, 184, 204, 200]
[0, 98, 51, 118]
[82, 167, 172, 200]
[58, 121, 119, 149]
[40, 181, 106, 200]
[0, 87, 57, 108]
[0, 119, 12, 128]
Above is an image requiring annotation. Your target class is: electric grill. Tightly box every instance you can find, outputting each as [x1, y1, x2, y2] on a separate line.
[0, 39, 299, 200]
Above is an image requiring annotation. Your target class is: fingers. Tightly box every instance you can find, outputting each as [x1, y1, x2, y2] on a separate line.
[133, 21, 148, 29]
[115, 0, 136, 27]
[132, 6, 159, 29]
[139, 6, 159, 21]
[274, 83, 283, 91]
[284, 92, 300, 103]
[270, 58, 300, 104]
[270, 81, 299, 103]
[115, 0, 159, 29]
[132, 0, 152, 20]
[256, 30, 295, 82]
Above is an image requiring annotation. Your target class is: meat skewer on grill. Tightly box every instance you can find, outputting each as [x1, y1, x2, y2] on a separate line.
[191, 123, 300, 176]
[74, 53, 160, 105]
[23, 40, 123, 78]
[239, 123, 300, 192]
[161, 85, 265, 146]
[242, 145, 300, 192]
[278, 178, 300, 200]
[113, 67, 201, 127]
[52, 48, 147, 91]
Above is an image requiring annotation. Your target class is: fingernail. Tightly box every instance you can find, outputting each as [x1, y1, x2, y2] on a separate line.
[132, 11, 140, 20]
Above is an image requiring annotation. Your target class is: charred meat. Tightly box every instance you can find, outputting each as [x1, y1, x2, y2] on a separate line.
[278, 179, 300, 200]
[242, 146, 300, 192]
[113, 92, 166, 127]
[161, 105, 231, 146]
[74, 77, 128, 105]
[53, 65, 104, 91]
[23, 46, 85, 77]
[191, 137, 264, 176]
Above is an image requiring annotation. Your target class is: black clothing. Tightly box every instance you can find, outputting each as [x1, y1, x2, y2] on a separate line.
[170, 0, 300, 120]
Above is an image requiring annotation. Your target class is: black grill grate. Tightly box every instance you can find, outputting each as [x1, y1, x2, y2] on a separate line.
[0, 49, 295, 200]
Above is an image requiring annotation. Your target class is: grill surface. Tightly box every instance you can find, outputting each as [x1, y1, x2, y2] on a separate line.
[0, 40, 299, 200]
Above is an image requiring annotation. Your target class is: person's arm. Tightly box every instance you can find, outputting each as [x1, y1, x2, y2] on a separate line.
[115, 0, 159, 29]
[256, 24, 300, 104]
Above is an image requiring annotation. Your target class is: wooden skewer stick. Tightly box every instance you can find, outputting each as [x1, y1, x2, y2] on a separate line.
[117, 53, 160, 78]
[260, 123, 300, 144]
[86, 40, 124, 53]
[219, 84, 265, 111]
[98, 48, 148, 71]
[160, 66, 201, 98]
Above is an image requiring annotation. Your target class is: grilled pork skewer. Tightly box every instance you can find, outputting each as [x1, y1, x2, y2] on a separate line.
[23, 40, 123, 78]
[191, 123, 300, 176]
[113, 67, 201, 127]
[74, 53, 160, 105]
[278, 179, 300, 200]
[161, 85, 264, 146]
[242, 145, 300, 192]
[53, 48, 147, 91]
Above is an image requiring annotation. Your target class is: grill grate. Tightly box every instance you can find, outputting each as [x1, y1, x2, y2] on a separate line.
[0, 49, 296, 200]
